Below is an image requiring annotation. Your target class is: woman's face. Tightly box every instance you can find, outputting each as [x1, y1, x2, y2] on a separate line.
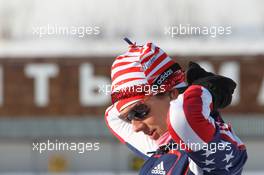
[120, 90, 178, 140]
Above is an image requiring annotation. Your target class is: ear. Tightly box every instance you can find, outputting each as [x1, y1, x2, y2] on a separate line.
[169, 89, 179, 100]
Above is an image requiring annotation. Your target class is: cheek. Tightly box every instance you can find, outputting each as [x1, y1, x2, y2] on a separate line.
[144, 114, 157, 126]
[152, 103, 169, 119]
[144, 97, 170, 127]
[146, 109, 166, 126]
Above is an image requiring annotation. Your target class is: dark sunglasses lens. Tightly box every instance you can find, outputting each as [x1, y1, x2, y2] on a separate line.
[128, 104, 149, 121]
[127, 111, 135, 122]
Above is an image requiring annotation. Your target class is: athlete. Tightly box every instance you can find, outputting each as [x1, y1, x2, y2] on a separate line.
[105, 39, 247, 175]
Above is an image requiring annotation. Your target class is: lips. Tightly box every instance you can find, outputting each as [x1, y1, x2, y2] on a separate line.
[148, 129, 160, 140]
[148, 129, 155, 136]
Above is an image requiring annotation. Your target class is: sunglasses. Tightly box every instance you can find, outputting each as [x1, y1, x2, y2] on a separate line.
[121, 103, 150, 123]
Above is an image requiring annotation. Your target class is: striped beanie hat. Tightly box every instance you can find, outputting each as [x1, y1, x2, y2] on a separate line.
[111, 39, 186, 111]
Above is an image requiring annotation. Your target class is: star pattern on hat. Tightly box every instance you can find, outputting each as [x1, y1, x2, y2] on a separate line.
[202, 167, 215, 173]
[202, 158, 215, 166]
[222, 151, 234, 163]
[225, 162, 233, 172]
[202, 149, 215, 157]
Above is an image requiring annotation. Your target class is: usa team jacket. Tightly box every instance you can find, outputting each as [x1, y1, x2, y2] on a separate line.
[105, 85, 247, 175]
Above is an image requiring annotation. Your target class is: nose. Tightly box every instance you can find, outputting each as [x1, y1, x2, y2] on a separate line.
[131, 120, 147, 133]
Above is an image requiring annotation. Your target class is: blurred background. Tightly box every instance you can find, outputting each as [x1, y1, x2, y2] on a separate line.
[0, 0, 264, 174]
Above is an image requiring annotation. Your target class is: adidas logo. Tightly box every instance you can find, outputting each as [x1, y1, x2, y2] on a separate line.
[151, 161, 166, 175]
[156, 69, 173, 85]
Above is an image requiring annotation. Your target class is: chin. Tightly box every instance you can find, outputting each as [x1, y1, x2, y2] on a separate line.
[149, 130, 160, 140]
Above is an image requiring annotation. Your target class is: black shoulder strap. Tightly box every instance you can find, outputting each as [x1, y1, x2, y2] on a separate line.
[147, 139, 177, 155]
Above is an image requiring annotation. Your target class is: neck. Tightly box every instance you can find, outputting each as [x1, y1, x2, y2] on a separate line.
[156, 131, 171, 146]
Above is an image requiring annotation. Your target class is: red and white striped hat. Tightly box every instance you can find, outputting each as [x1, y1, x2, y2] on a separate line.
[111, 39, 186, 111]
